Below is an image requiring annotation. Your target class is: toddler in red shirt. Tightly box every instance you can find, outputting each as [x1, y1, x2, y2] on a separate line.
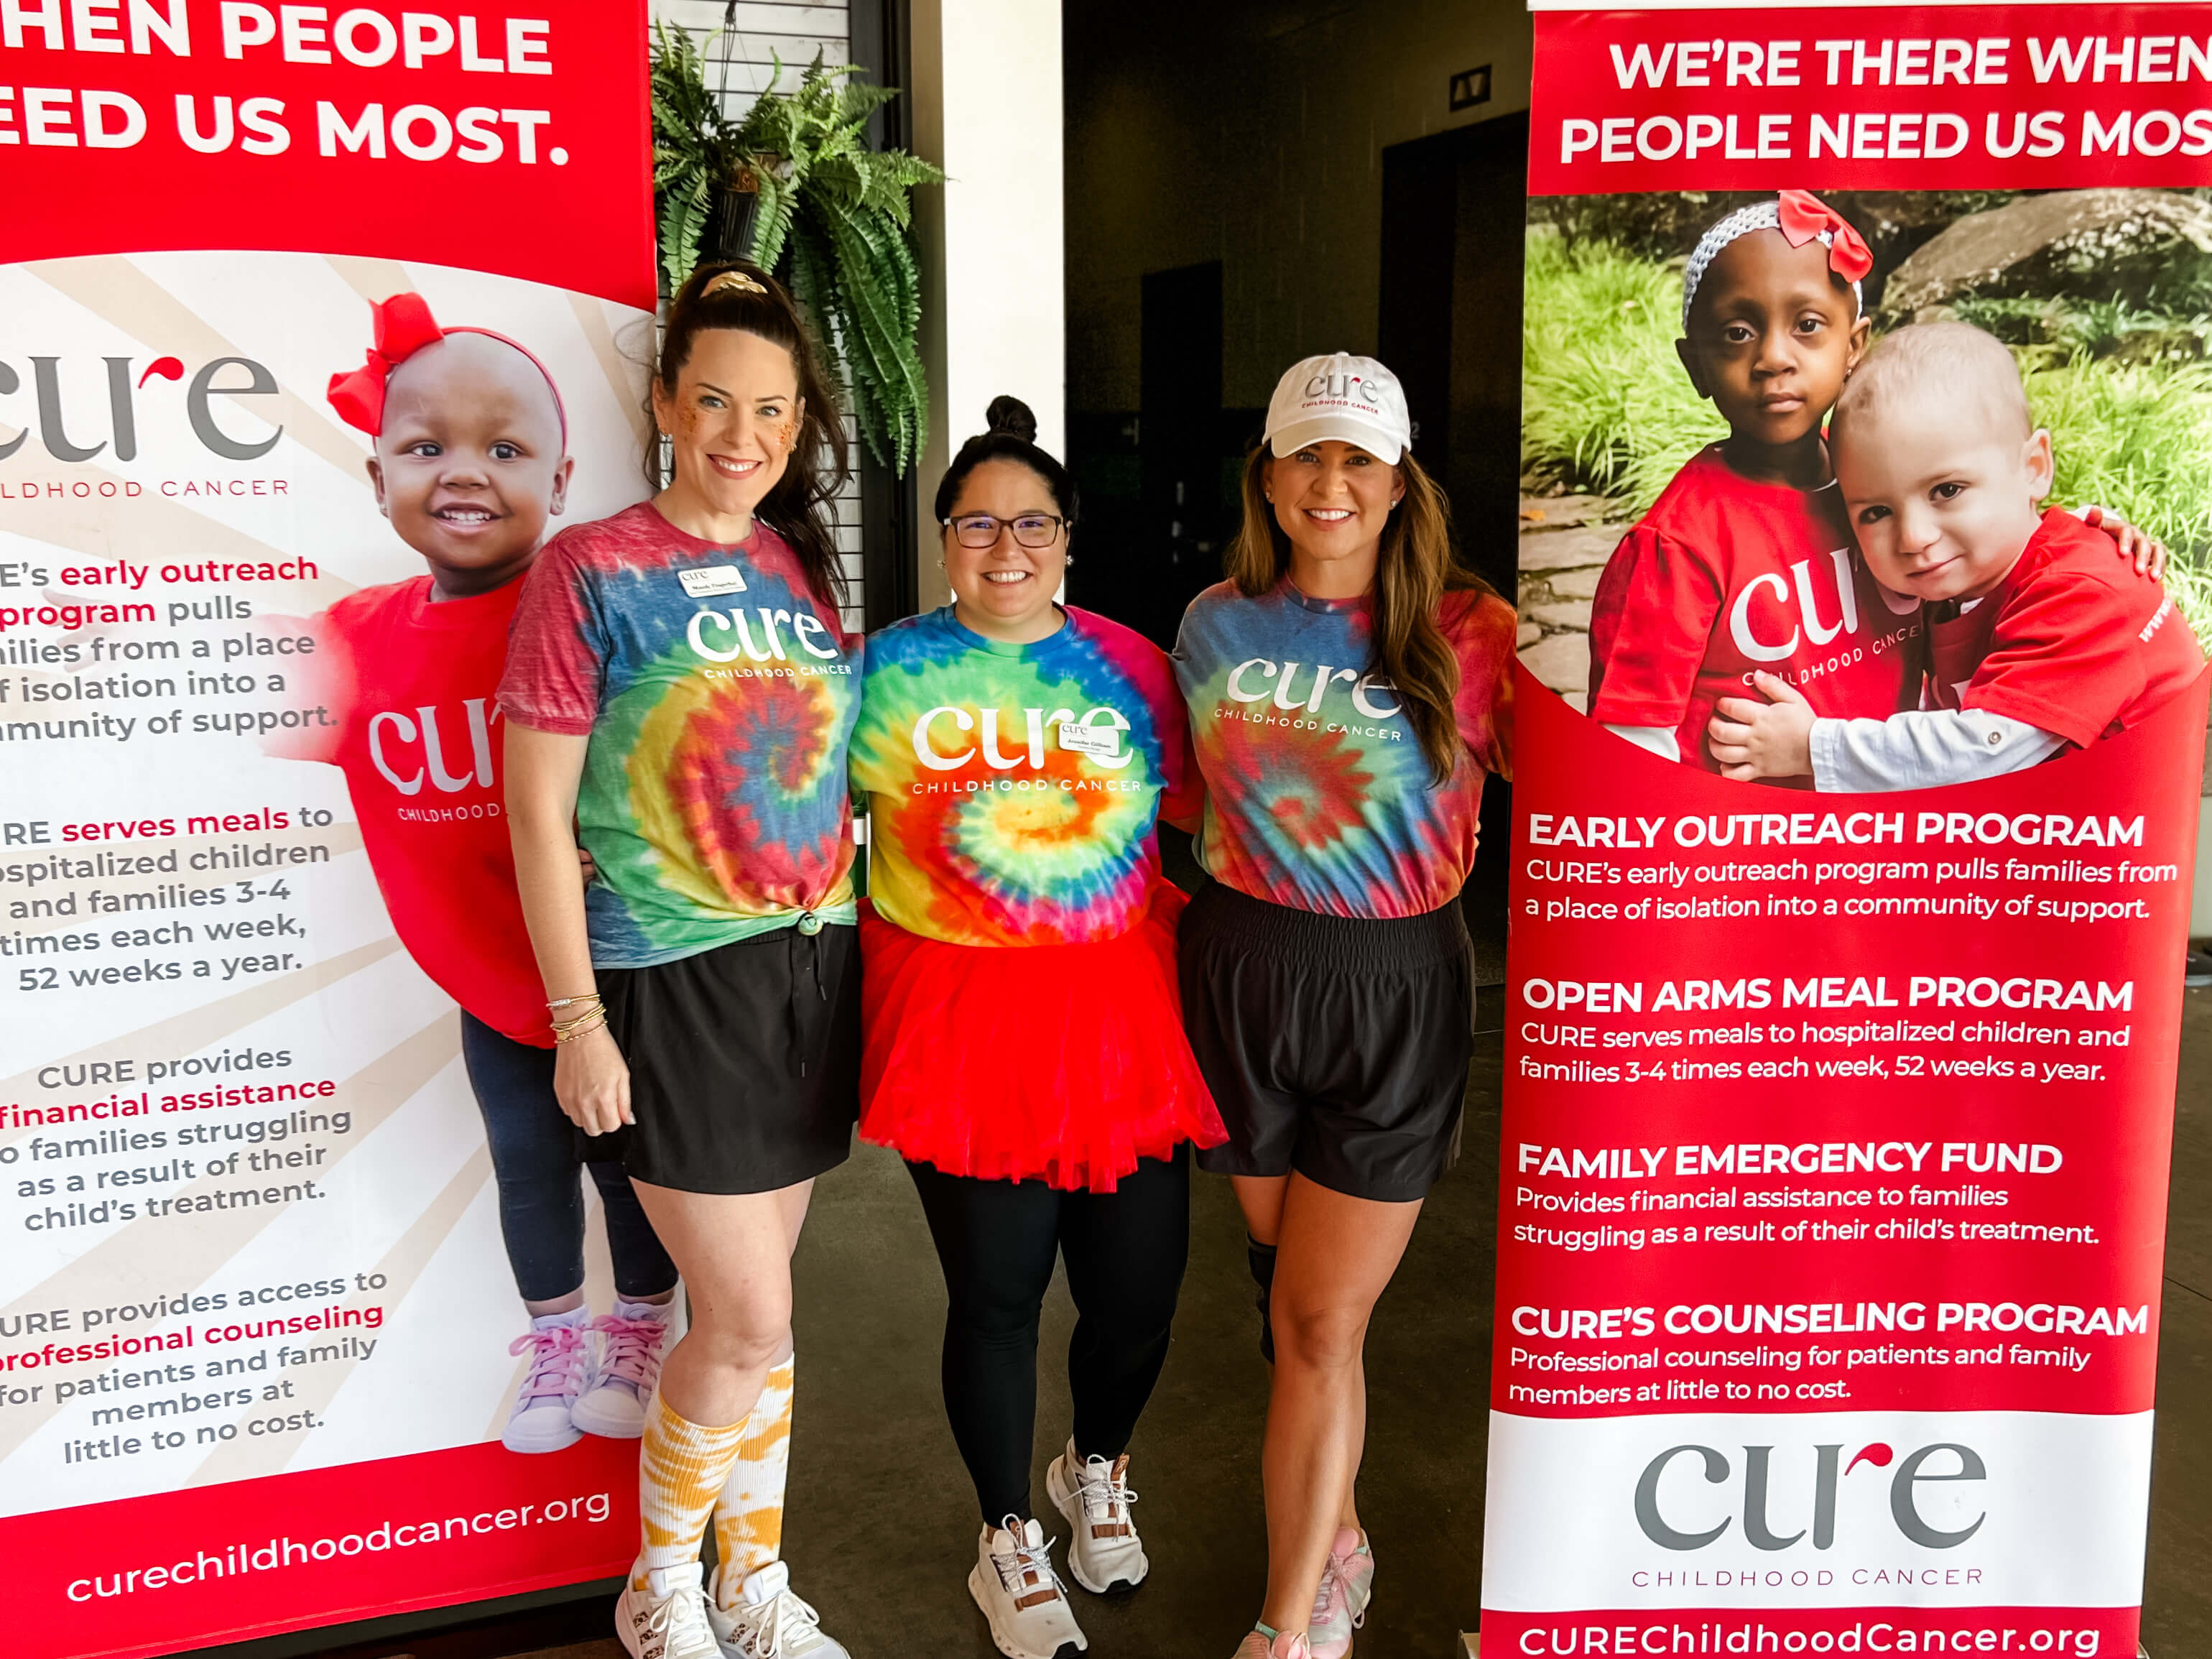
[1587, 192, 1922, 773]
[295, 294, 679, 1453]
[1707, 322, 2204, 790]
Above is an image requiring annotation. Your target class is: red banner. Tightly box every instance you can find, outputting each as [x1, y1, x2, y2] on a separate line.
[0, 0, 653, 308]
[0, 6, 655, 1654]
[1491, 4, 2211, 1648]
[1484, 674, 2204, 1648]
[1529, 4, 2212, 195]
[2, 1438, 636, 1659]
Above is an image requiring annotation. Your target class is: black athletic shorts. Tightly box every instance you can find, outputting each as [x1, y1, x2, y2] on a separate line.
[591, 922, 860, 1194]
[1177, 879, 1474, 1203]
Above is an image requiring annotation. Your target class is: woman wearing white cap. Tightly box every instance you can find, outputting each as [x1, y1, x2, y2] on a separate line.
[1172, 353, 1517, 1659]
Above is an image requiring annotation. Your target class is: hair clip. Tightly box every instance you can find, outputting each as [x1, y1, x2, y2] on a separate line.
[704, 270, 767, 297]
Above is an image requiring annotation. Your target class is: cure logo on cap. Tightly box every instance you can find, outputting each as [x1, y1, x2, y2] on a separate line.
[1264, 351, 1412, 466]
[1303, 369, 1383, 408]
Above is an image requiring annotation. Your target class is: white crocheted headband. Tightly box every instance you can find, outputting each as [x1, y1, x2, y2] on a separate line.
[1681, 197, 1866, 333]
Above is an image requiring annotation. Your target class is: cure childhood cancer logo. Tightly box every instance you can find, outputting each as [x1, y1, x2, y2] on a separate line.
[0, 353, 286, 462]
[1635, 1439, 1984, 1554]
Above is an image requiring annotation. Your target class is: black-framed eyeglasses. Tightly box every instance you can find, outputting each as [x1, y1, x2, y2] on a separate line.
[945, 512, 1068, 549]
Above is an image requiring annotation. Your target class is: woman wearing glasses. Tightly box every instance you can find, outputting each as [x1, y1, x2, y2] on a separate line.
[848, 397, 1224, 1659]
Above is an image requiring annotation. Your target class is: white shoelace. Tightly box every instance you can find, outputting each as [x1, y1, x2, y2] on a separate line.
[639, 1585, 715, 1658]
[728, 1586, 825, 1658]
[991, 1520, 1067, 1603]
[1074, 1459, 1138, 1527]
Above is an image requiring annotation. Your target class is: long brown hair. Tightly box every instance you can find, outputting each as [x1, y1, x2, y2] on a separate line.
[1224, 445, 1496, 785]
[652, 259, 849, 612]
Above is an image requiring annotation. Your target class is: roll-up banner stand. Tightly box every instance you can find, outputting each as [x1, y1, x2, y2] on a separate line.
[0, 6, 657, 1655]
[1486, 2, 2211, 1655]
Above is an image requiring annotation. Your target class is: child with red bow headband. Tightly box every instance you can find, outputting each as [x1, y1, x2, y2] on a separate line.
[1584, 189, 1920, 779]
[301, 292, 683, 1458]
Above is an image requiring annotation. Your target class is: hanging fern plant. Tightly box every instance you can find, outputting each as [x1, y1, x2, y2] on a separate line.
[650, 25, 943, 476]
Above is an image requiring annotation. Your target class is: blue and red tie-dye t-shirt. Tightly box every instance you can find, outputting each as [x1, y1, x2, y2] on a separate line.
[499, 502, 861, 968]
[1173, 578, 1516, 919]
[850, 604, 1198, 947]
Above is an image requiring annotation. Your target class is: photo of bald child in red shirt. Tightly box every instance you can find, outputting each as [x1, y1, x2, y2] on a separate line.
[295, 294, 680, 1454]
[1708, 321, 2206, 790]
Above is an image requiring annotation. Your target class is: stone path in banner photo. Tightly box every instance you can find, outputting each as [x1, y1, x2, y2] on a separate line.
[1515, 493, 1626, 715]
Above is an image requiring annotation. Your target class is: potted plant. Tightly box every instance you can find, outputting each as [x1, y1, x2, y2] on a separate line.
[650, 25, 944, 474]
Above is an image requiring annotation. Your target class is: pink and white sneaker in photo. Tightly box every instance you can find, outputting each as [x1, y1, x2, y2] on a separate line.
[501, 1309, 588, 1453]
[573, 1298, 673, 1438]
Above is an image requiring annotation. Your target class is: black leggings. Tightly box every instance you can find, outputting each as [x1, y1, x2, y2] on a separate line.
[907, 1144, 1191, 1525]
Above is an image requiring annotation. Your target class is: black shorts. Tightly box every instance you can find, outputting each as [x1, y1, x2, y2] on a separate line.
[1177, 880, 1474, 1203]
[593, 923, 860, 1194]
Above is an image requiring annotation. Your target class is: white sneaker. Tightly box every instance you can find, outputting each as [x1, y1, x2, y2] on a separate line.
[573, 1299, 674, 1438]
[1045, 1440, 1148, 1593]
[968, 1517, 1088, 1659]
[706, 1561, 849, 1658]
[617, 1561, 721, 1659]
[501, 1309, 588, 1453]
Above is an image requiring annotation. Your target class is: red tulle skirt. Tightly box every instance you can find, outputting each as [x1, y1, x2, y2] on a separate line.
[858, 888, 1226, 1192]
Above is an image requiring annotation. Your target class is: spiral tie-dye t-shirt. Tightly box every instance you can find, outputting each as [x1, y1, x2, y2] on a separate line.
[499, 502, 861, 969]
[1173, 577, 1517, 919]
[850, 605, 1196, 948]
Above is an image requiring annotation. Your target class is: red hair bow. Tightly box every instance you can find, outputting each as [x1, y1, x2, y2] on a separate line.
[1777, 189, 1874, 285]
[327, 292, 447, 435]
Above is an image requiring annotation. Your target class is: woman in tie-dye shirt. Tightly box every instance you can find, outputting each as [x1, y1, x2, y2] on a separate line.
[850, 397, 1223, 1659]
[501, 263, 856, 1659]
[1175, 355, 1515, 1659]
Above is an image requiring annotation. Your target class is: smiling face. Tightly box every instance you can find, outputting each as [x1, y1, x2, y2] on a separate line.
[943, 457, 1067, 643]
[369, 333, 570, 596]
[1265, 439, 1404, 594]
[652, 328, 802, 531]
[1834, 394, 2053, 604]
[1677, 228, 1869, 461]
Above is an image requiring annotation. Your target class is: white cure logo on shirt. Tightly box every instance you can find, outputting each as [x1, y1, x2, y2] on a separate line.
[370, 699, 496, 795]
[685, 606, 843, 664]
[1727, 546, 1871, 663]
[1226, 657, 1402, 718]
[912, 706, 1135, 772]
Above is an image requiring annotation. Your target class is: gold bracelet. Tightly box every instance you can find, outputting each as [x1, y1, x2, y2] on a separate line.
[550, 1011, 606, 1039]
[553, 1009, 609, 1045]
[546, 993, 601, 1010]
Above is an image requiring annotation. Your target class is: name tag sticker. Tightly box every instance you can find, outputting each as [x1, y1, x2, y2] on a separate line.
[1058, 721, 1123, 759]
[680, 565, 747, 598]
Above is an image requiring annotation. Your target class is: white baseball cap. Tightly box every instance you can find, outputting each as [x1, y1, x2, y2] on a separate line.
[1264, 353, 1411, 466]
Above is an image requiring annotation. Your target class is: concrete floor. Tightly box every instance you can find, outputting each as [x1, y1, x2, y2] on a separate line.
[254, 986, 2211, 1659]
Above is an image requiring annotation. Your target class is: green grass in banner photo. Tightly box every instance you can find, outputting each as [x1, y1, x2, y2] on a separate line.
[1520, 190, 2212, 637]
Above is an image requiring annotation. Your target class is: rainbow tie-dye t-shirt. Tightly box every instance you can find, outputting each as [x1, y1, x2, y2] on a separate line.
[499, 502, 861, 968]
[850, 604, 1196, 948]
[1173, 578, 1517, 919]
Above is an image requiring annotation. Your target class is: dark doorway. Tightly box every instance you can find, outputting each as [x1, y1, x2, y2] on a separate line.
[1379, 113, 1529, 948]
[1075, 261, 1224, 650]
[1379, 112, 1530, 603]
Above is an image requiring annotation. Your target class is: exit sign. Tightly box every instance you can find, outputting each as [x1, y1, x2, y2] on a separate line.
[1450, 65, 1492, 110]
